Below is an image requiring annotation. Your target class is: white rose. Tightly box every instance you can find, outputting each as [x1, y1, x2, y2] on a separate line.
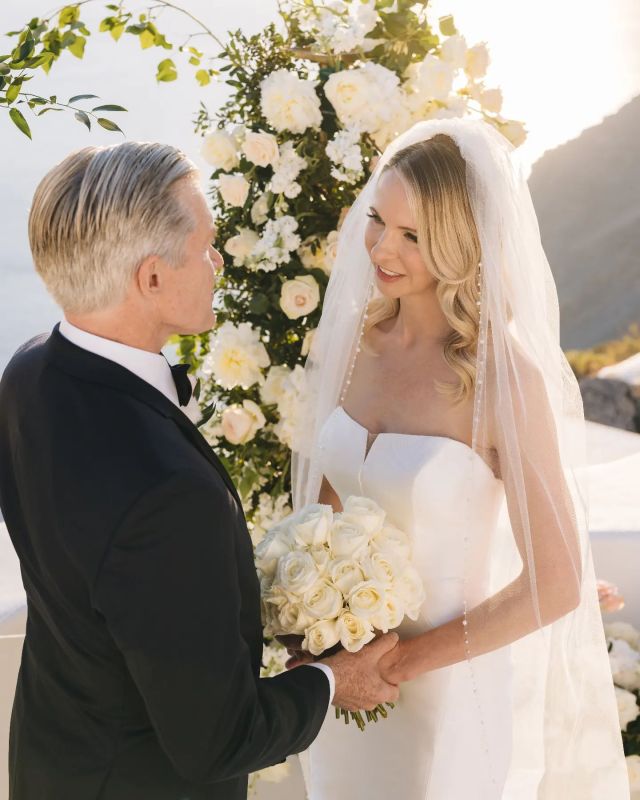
[255, 527, 295, 579]
[277, 600, 314, 635]
[303, 579, 344, 621]
[609, 639, 640, 690]
[627, 755, 640, 792]
[303, 618, 341, 657]
[465, 43, 490, 80]
[440, 34, 467, 68]
[324, 68, 372, 127]
[371, 524, 412, 562]
[276, 551, 320, 596]
[280, 275, 320, 320]
[218, 172, 250, 207]
[479, 87, 503, 114]
[309, 546, 331, 576]
[291, 504, 334, 548]
[242, 130, 280, 167]
[336, 610, 375, 653]
[250, 192, 271, 225]
[260, 364, 291, 405]
[606, 622, 640, 650]
[301, 328, 316, 357]
[220, 400, 265, 445]
[615, 686, 640, 731]
[500, 119, 527, 147]
[347, 580, 386, 621]
[394, 565, 425, 620]
[415, 54, 454, 101]
[204, 321, 270, 390]
[224, 227, 260, 266]
[298, 235, 326, 272]
[362, 551, 402, 588]
[370, 589, 405, 633]
[201, 130, 239, 171]
[329, 519, 370, 559]
[341, 496, 386, 536]
[329, 558, 366, 595]
[260, 68, 323, 134]
[324, 230, 339, 272]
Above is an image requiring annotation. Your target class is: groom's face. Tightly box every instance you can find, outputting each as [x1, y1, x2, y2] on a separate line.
[153, 179, 223, 336]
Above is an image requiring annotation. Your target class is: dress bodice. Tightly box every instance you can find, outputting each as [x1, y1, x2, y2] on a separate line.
[318, 406, 506, 627]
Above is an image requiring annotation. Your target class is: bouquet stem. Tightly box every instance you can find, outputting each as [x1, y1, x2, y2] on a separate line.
[335, 703, 395, 731]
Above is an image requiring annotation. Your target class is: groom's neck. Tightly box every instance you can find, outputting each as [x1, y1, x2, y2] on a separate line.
[64, 304, 168, 355]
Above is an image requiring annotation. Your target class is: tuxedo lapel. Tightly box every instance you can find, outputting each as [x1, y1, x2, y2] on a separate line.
[46, 325, 242, 508]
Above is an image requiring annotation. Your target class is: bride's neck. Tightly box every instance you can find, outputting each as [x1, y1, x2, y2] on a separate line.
[389, 290, 451, 348]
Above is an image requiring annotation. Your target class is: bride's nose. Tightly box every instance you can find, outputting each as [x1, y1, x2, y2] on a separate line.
[370, 230, 399, 263]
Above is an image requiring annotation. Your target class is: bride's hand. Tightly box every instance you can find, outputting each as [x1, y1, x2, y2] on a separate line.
[377, 637, 407, 684]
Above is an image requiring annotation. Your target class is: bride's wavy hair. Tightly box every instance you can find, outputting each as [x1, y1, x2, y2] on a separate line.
[364, 134, 482, 404]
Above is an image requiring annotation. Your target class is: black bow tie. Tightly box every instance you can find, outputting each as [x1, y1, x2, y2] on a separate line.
[170, 363, 193, 407]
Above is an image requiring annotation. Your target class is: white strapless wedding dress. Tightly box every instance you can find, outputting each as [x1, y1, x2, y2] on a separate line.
[302, 406, 514, 800]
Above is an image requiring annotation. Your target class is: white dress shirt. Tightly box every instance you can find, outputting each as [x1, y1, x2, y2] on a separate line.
[58, 319, 335, 705]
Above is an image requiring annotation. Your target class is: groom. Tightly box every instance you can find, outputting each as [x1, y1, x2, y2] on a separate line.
[0, 142, 399, 799]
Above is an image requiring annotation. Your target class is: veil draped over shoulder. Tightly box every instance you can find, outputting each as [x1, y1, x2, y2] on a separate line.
[292, 118, 628, 797]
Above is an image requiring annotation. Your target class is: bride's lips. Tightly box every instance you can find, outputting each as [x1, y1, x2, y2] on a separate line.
[375, 264, 405, 283]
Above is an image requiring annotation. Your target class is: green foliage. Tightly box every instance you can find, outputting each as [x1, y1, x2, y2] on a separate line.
[565, 325, 640, 378]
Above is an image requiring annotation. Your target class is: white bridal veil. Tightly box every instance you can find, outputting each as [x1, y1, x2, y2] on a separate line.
[292, 118, 628, 797]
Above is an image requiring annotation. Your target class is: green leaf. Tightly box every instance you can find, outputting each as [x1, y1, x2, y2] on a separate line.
[439, 15, 457, 37]
[96, 117, 123, 133]
[195, 69, 210, 87]
[110, 24, 125, 41]
[59, 5, 81, 27]
[68, 35, 86, 58]
[68, 93, 98, 103]
[196, 401, 216, 429]
[9, 107, 31, 139]
[0, 65, 10, 76]
[139, 28, 155, 49]
[156, 58, 177, 82]
[74, 110, 91, 130]
[189, 56, 200, 66]
[37, 107, 63, 116]
[249, 293, 269, 314]
[6, 80, 22, 104]
[125, 23, 147, 35]
[91, 103, 126, 112]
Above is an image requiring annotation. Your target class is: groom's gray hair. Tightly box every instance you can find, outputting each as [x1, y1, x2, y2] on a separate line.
[29, 141, 199, 313]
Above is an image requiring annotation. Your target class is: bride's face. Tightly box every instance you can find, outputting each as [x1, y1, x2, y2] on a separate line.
[364, 168, 435, 299]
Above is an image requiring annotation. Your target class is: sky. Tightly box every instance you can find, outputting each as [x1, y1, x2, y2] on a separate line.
[0, 0, 639, 371]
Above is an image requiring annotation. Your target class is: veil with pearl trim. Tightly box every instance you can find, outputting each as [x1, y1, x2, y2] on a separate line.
[291, 118, 628, 797]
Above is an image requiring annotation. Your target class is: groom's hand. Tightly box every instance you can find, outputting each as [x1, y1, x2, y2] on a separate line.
[318, 632, 401, 712]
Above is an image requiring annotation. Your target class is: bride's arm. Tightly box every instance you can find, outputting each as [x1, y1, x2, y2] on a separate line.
[319, 475, 343, 512]
[380, 355, 583, 684]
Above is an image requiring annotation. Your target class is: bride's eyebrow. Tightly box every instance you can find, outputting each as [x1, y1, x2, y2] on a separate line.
[369, 206, 417, 233]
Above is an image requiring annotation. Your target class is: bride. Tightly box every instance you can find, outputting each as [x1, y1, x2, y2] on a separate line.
[289, 119, 628, 798]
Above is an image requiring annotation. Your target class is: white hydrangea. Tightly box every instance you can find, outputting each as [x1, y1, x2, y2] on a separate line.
[411, 54, 455, 101]
[202, 321, 270, 390]
[307, 0, 379, 54]
[268, 141, 308, 199]
[250, 493, 293, 548]
[465, 42, 490, 80]
[440, 34, 467, 69]
[326, 127, 364, 184]
[615, 686, 640, 731]
[260, 69, 322, 134]
[250, 215, 301, 273]
[272, 364, 308, 449]
[609, 638, 640, 691]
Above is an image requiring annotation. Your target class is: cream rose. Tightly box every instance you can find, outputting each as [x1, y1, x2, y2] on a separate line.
[362, 551, 402, 588]
[224, 227, 259, 266]
[606, 622, 640, 650]
[415, 54, 454, 101]
[204, 321, 270, 390]
[609, 639, 640, 690]
[440, 34, 467, 68]
[465, 43, 490, 80]
[220, 400, 266, 445]
[242, 130, 280, 167]
[615, 686, 640, 731]
[336, 610, 375, 652]
[303, 618, 341, 657]
[394, 565, 425, 620]
[303, 579, 344, 621]
[201, 129, 239, 171]
[324, 230, 339, 272]
[278, 601, 314, 635]
[341, 496, 386, 536]
[255, 527, 295, 578]
[260, 364, 291, 406]
[291, 504, 333, 548]
[371, 524, 412, 561]
[218, 172, 250, 207]
[279, 275, 320, 320]
[251, 192, 271, 225]
[479, 87, 503, 114]
[276, 551, 320, 596]
[627, 755, 640, 792]
[309, 546, 331, 576]
[370, 589, 405, 633]
[260, 69, 322, 134]
[347, 580, 386, 621]
[330, 558, 366, 595]
[329, 519, 370, 559]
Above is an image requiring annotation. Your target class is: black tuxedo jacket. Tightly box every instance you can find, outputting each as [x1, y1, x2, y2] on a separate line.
[0, 326, 329, 800]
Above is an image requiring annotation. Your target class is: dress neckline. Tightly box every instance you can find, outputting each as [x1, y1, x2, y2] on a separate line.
[336, 405, 501, 483]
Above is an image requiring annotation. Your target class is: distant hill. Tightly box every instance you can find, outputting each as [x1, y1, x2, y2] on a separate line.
[528, 95, 640, 349]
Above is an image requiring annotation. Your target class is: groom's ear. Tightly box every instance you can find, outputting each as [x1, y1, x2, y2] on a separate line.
[136, 254, 166, 297]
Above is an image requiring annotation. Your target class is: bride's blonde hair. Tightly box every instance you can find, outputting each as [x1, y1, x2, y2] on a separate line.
[365, 134, 482, 404]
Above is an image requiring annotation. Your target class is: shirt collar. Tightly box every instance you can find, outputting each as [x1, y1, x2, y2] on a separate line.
[58, 318, 179, 407]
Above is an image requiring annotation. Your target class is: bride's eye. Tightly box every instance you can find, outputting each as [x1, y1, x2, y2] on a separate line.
[404, 232, 418, 243]
[366, 211, 382, 223]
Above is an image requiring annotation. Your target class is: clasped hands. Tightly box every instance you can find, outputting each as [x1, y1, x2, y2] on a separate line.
[276, 633, 404, 713]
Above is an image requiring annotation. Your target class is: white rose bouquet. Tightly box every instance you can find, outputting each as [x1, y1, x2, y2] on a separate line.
[255, 495, 425, 729]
